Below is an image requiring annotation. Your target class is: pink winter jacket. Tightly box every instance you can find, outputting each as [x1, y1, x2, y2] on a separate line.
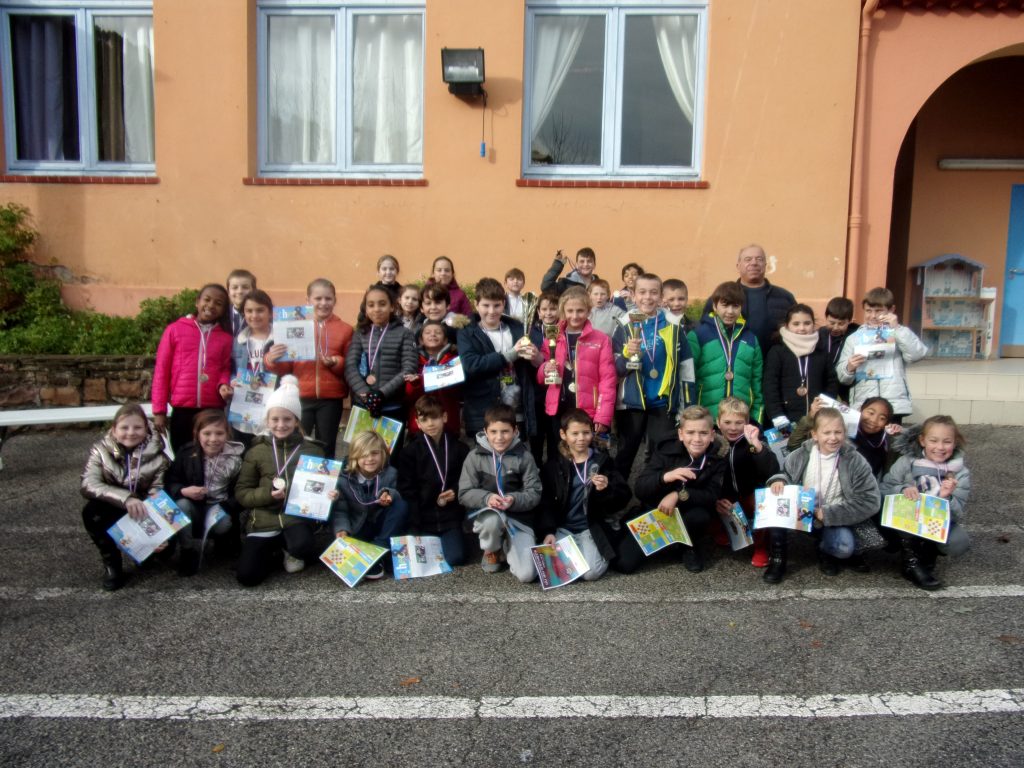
[152, 316, 233, 414]
[537, 320, 616, 427]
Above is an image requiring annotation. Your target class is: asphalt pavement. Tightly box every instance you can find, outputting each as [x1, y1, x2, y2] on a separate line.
[1, 425, 1022, 767]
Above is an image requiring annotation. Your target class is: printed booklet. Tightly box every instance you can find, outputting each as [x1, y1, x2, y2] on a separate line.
[530, 536, 590, 590]
[850, 325, 896, 381]
[228, 370, 277, 435]
[753, 485, 816, 533]
[284, 455, 344, 521]
[881, 493, 950, 544]
[342, 405, 403, 453]
[320, 536, 389, 587]
[390, 535, 453, 580]
[626, 508, 692, 556]
[817, 394, 860, 438]
[423, 357, 465, 392]
[725, 502, 754, 551]
[272, 306, 316, 361]
[106, 490, 191, 564]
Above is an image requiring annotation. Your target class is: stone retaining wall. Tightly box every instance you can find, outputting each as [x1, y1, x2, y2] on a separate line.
[0, 356, 153, 408]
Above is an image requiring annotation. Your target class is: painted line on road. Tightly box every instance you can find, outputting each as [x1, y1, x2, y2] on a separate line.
[0, 688, 1021, 722]
[1, 583, 1023, 606]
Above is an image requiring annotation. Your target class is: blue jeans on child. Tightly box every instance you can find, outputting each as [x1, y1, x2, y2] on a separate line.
[819, 526, 855, 559]
[351, 498, 410, 553]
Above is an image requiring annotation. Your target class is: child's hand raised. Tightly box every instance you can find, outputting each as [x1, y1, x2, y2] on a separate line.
[378, 491, 393, 507]
[770, 481, 785, 495]
[809, 397, 824, 417]
[885, 423, 903, 435]
[938, 477, 958, 498]
[743, 423, 762, 450]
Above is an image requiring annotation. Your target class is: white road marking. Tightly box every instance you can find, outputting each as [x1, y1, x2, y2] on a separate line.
[0, 689, 1021, 721]
[0, 584, 1023, 605]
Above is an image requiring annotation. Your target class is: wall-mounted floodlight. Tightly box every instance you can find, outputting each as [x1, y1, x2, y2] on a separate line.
[441, 48, 485, 97]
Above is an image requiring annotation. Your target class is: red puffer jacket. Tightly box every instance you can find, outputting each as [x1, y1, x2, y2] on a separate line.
[537, 320, 616, 427]
[152, 316, 233, 414]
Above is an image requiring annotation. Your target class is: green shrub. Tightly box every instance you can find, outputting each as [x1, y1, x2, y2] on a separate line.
[684, 300, 704, 327]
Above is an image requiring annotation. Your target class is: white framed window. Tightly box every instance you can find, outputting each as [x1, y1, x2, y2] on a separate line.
[257, 1, 424, 177]
[523, 1, 707, 180]
[0, 0, 154, 175]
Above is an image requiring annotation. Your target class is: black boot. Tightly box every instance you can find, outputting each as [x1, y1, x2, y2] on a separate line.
[846, 553, 870, 573]
[901, 538, 941, 590]
[818, 549, 840, 576]
[763, 530, 787, 584]
[177, 548, 200, 577]
[681, 545, 704, 573]
[101, 553, 127, 591]
[918, 541, 939, 576]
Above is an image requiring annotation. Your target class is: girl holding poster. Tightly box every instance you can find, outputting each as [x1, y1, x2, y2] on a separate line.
[266, 279, 353, 460]
[764, 408, 880, 584]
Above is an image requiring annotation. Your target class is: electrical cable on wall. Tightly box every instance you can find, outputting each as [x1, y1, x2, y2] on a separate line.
[480, 89, 488, 158]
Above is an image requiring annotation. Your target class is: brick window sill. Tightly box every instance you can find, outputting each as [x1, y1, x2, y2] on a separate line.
[516, 178, 709, 189]
[243, 177, 428, 187]
[0, 175, 158, 184]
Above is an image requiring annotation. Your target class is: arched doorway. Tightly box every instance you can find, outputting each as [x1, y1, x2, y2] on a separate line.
[883, 54, 1024, 356]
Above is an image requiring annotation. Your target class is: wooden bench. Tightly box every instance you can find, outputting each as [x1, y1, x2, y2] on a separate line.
[0, 403, 154, 470]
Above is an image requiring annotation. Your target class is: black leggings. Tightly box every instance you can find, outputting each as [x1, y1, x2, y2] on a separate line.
[613, 407, 675, 479]
[236, 524, 318, 587]
[82, 499, 127, 560]
[300, 398, 343, 459]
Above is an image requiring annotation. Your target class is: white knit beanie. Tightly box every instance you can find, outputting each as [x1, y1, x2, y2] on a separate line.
[265, 374, 302, 419]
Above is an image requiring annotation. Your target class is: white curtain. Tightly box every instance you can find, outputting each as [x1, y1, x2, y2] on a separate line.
[267, 15, 335, 165]
[652, 15, 697, 124]
[351, 14, 422, 165]
[96, 16, 155, 163]
[529, 15, 587, 156]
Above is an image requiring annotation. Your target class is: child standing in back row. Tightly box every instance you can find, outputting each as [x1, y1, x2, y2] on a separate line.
[152, 283, 235, 452]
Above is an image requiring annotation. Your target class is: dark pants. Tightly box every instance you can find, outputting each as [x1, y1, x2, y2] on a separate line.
[82, 499, 126, 561]
[413, 526, 468, 567]
[613, 406, 676, 479]
[236, 523, 318, 587]
[613, 505, 712, 574]
[301, 398, 343, 459]
[352, 499, 411, 567]
[169, 407, 203, 454]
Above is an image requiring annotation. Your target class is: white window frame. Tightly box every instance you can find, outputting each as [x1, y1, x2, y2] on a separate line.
[257, 0, 425, 178]
[0, 0, 154, 176]
[522, 0, 708, 180]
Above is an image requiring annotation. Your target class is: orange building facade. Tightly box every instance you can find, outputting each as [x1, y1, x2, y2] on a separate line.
[0, 0, 1022, 353]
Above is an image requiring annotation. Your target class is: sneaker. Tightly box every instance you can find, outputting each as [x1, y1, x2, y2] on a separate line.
[283, 552, 306, 574]
[364, 562, 386, 580]
[481, 550, 504, 574]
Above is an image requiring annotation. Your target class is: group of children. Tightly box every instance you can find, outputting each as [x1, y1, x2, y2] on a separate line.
[79, 249, 971, 594]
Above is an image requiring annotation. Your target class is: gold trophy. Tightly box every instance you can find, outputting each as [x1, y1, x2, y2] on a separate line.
[543, 323, 561, 385]
[626, 311, 647, 371]
[517, 291, 540, 349]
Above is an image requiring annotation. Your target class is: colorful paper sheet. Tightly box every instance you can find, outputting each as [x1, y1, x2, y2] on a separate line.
[107, 491, 191, 564]
[530, 535, 590, 590]
[753, 485, 816, 533]
[284, 455, 343, 521]
[881, 493, 950, 544]
[626, 508, 692, 556]
[320, 536, 389, 587]
[390, 535, 453, 580]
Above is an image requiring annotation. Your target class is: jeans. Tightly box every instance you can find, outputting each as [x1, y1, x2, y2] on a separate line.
[819, 526, 856, 559]
[351, 498, 411, 554]
[174, 497, 232, 552]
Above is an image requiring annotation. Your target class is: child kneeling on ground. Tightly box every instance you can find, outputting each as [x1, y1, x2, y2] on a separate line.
[620, 405, 727, 575]
[763, 407, 880, 584]
[537, 408, 631, 581]
[458, 403, 542, 582]
[333, 431, 409, 580]
[234, 375, 334, 586]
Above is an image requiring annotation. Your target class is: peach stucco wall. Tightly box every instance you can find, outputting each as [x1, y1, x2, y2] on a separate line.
[855, 8, 1024, 320]
[902, 57, 1024, 349]
[2, 0, 857, 319]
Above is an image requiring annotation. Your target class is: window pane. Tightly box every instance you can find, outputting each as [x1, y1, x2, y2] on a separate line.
[621, 15, 695, 167]
[266, 14, 335, 165]
[9, 14, 80, 161]
[352, 13, 422, 165]
[94, 16, 154, 163]
[529, 14, 603, 166]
